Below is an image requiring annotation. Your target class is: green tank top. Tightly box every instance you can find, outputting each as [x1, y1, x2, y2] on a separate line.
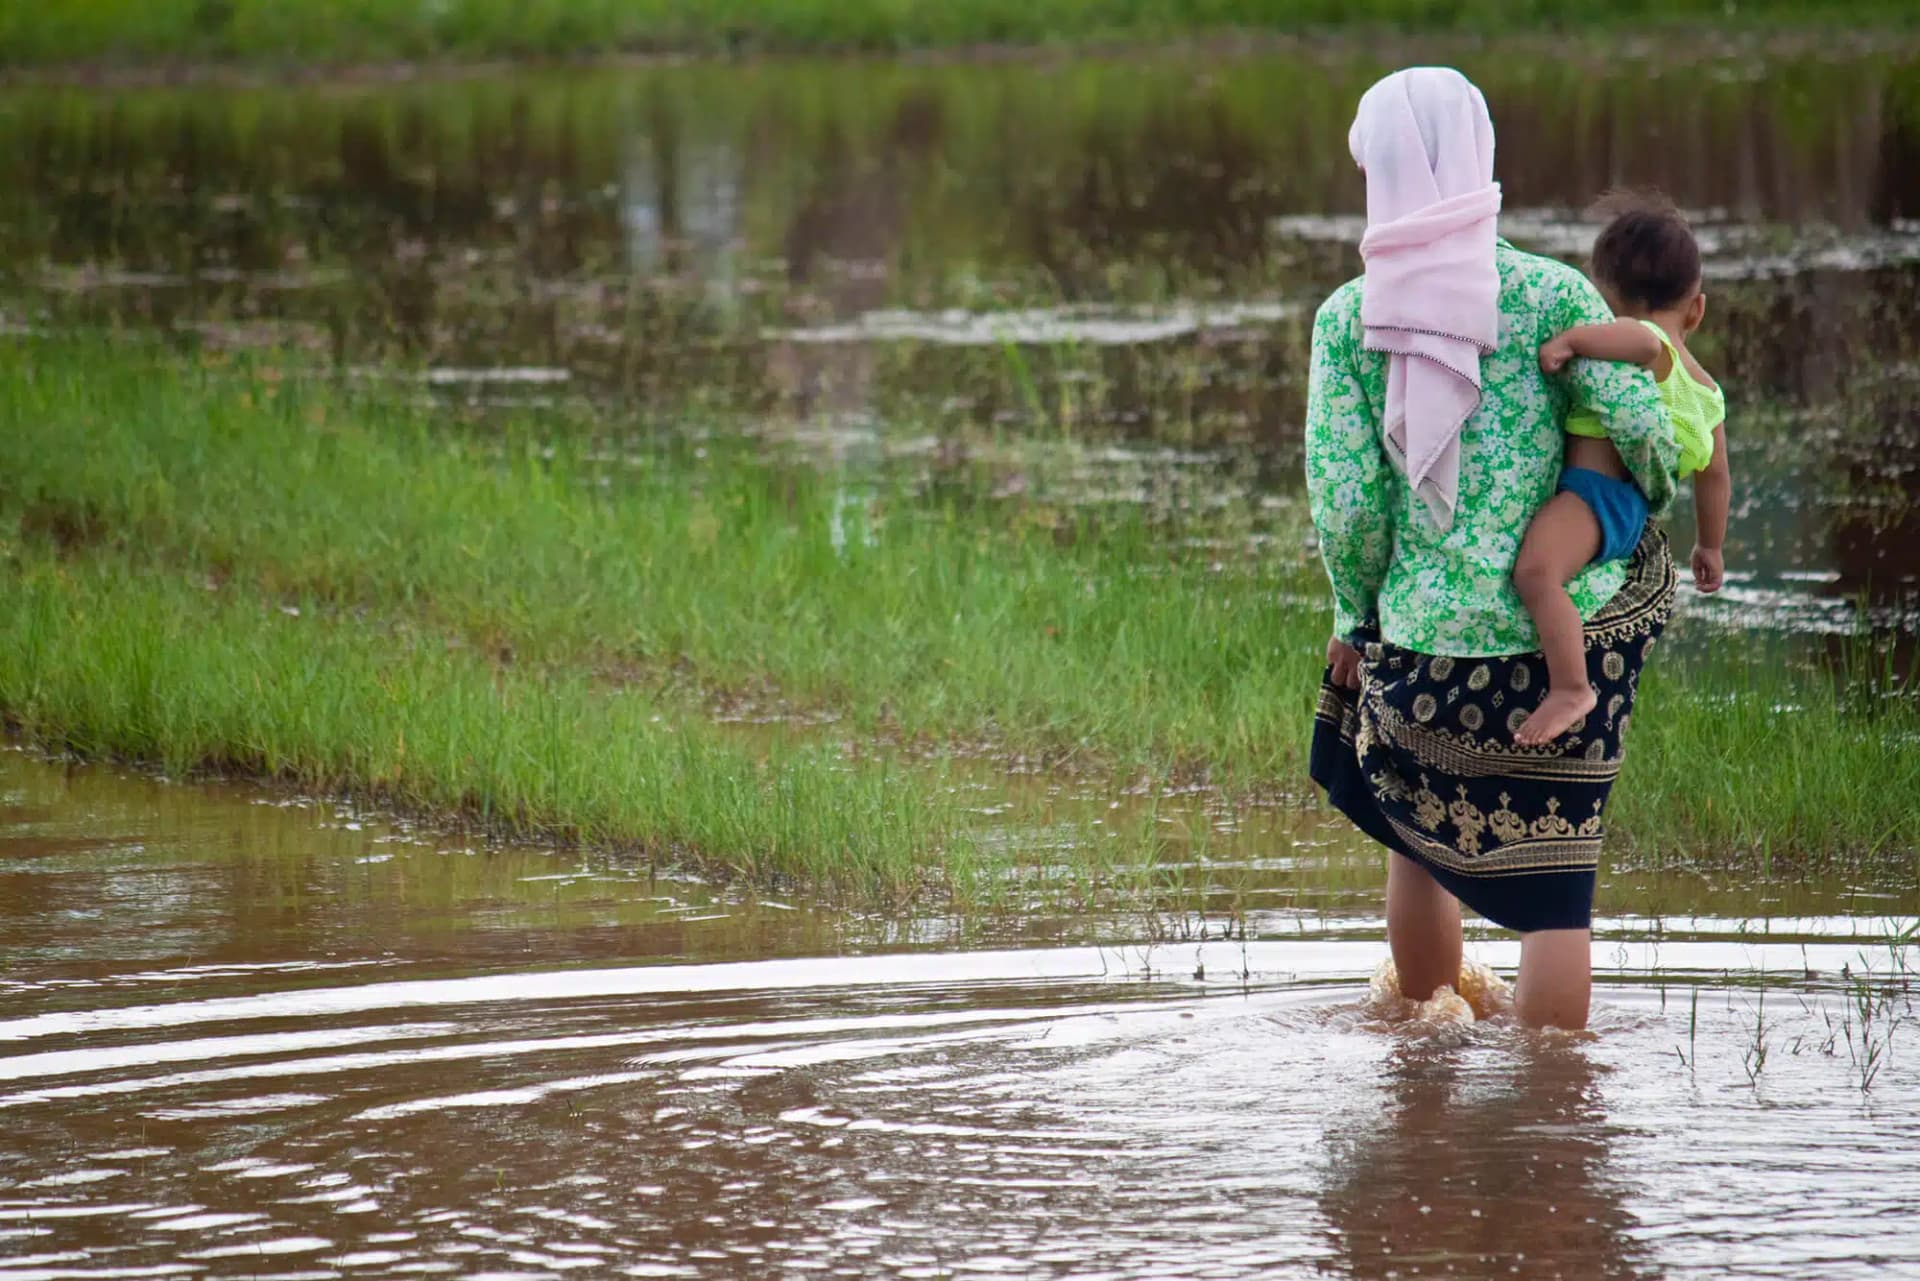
[1566, 319, 1723, 478]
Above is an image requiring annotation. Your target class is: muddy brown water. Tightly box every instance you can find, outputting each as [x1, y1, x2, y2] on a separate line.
[1, 45, 1918, 654]
[4, 749, 1920, 1279]
[5, 45, 1920, 1279]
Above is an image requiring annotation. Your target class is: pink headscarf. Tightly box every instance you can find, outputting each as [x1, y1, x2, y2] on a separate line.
[1348, 67, 1502, 531]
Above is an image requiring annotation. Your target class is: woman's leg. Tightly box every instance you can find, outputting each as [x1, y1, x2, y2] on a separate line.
[1514, 929, 1592, 1029]
[1386, 853, 1462, 1000]
[1512, 492, 1603, 745]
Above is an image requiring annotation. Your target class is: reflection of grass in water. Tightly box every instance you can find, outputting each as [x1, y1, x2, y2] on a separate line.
[2, 0, 1915, 65]
[0, 748, 862, 949]
[1, 337, 1916, 900]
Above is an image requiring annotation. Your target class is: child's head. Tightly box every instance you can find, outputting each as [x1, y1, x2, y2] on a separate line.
[1589, 191, 1705, 329]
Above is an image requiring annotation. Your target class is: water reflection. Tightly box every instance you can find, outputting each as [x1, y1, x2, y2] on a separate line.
[7, 51, 1918, 379]
[1321, 1038, 1649, 1280]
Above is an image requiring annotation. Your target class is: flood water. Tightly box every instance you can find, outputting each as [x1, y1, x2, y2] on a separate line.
[2, 44, 1919, 651]
[6, 43, 1920, 1279]
[4, 749, 1920, 1279]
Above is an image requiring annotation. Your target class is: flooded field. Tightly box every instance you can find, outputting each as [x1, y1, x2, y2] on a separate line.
[5, 43, 1920, 1280]
[4, 750, 1920, 1278]
[2, 46, 1918, 651]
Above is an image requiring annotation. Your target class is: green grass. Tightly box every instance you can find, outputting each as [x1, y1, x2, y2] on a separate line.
[0, 554, 1001, 905]
[0, 340, 1325, 783]
[1619, 645, 1920, 872]
[1, 337, 1916, 895]
[1, 0, 1913, 69]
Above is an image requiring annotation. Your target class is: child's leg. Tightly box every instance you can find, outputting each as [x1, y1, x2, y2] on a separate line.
[1511, 492, 1604, 745]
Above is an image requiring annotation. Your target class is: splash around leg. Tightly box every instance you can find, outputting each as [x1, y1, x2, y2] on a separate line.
[1368, 957, 1513, 1024]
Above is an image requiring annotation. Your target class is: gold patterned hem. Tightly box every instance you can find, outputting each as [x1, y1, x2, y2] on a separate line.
[1385, 813, 1604, 876]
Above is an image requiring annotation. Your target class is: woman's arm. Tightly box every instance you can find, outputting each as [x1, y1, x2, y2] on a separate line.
[1304, 293, 1393, 641]
[1689, 424, 1731, 592]
[1549, 275, 1680, 516]
[1539, 319, 1668, 377]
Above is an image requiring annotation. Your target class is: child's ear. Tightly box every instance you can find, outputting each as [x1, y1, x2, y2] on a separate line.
[1686, 293, 1707, 333]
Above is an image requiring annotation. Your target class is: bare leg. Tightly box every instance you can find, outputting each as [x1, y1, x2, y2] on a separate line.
[1386, 853, 1462, 1001]
[1512, 492, 1603, 745]
[1514, 929, 1592, 1030]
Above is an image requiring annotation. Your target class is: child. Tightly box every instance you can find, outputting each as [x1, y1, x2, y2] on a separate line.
[1513, 195, 1731, 746]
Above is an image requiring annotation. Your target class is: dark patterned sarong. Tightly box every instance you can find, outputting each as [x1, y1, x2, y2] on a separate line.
[1309, 528, 1677, 932]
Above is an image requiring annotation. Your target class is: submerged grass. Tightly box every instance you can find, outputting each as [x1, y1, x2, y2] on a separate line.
[2, 0, 1913, 68]
[1, 337, 1916, 892]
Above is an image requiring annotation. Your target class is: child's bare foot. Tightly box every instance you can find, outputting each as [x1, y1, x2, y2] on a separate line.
[1514, 686, 1597, 746]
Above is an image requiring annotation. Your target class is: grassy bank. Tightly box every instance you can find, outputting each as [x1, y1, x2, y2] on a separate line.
[2, 0, 1912, 69]
[0, 341, 1323, 782]
[2, 339, 1916, 893]
[0, 554, 990, 904]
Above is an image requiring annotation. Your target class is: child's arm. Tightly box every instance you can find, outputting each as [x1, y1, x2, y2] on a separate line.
[1539, 319, 1668, 376]
[1690, 424, 1731, 592]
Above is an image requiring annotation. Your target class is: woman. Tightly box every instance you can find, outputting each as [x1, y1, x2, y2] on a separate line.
[1305, 68, 1679, 1030]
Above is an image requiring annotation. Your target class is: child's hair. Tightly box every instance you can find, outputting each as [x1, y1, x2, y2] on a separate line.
[1587, 191, 1701, 311]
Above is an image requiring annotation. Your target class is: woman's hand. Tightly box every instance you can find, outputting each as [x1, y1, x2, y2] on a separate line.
[1691, 544, 1724, 593]
[1327, 636, 1364, 690]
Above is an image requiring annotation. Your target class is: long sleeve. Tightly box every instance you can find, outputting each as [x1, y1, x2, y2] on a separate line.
[1552, 273, 1680, 517]
[1304, 294, 1393, 639]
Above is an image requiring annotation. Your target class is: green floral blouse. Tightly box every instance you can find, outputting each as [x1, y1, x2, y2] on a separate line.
[1304, 241, 1679, 657]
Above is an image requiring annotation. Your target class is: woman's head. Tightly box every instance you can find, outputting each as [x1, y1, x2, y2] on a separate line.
[1348, 67, 1495, 223]
[1588, 191, 1704, 327]
[1342, 67, 1504, 532]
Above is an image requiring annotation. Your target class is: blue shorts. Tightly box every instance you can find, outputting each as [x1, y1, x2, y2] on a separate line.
[1558, 466, 1649, 564]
